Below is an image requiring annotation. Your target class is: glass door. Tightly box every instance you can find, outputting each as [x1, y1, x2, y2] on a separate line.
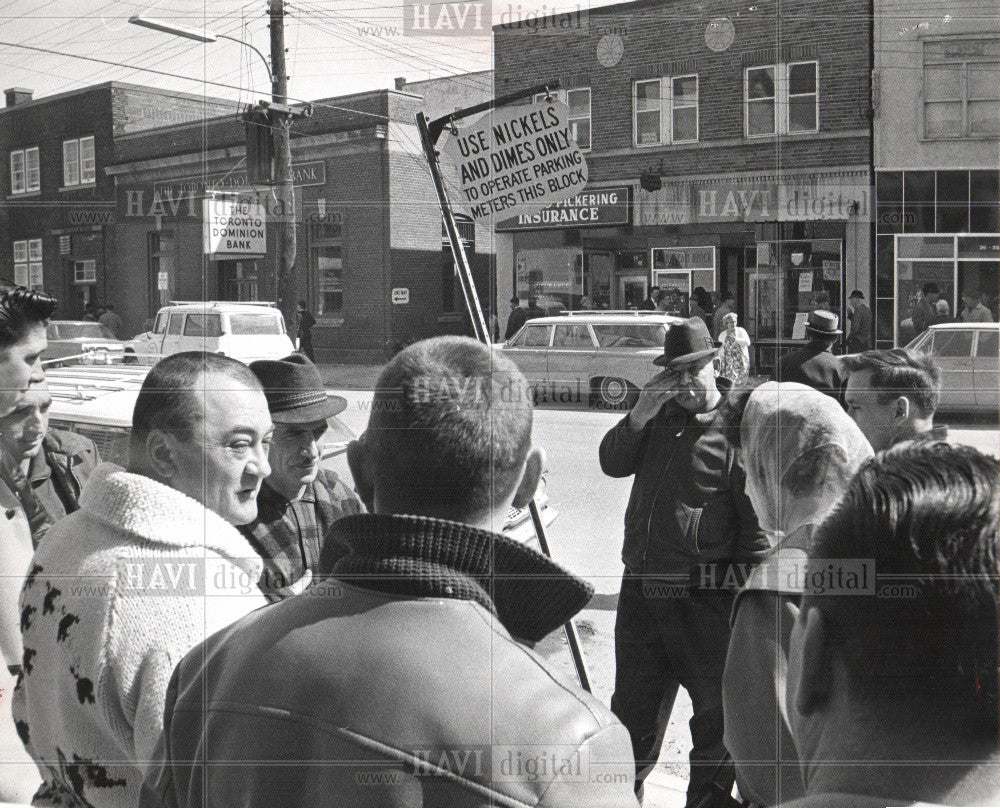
[617, 275, 648, 309]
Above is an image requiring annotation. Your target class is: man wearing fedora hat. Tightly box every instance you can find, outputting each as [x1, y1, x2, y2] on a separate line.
[846, 290, 872, 353]
[600, 317, 768, 806]
[242, 353, 363, 600]
[775, 309, 847, 406]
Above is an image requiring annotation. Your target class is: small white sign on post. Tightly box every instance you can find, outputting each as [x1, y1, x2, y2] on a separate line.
[203, 193, 266, 256]
[391, 287, 410, 305]
[442, 100, 589, 222]
[157, 271, 169, 291]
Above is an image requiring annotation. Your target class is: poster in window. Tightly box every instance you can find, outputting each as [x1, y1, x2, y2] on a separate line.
[791, 312, 809, 340]
[798, 272, 813, 292]
[822, 260, 840, 280]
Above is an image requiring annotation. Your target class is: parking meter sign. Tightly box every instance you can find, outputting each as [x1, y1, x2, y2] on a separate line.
[442, 100, 588, 222]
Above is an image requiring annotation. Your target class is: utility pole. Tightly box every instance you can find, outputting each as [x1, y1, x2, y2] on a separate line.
[269, 0, 295, 323]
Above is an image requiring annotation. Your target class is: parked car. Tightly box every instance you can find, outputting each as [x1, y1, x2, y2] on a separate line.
[497, 311, 684, 408]
[42, 365, 555, 546]
[905, 321, 999, 413]
[123, 301, 295, 365]
[43, 320, 125, 366]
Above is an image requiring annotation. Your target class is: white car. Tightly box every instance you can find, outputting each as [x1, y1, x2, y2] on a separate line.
[905, 322, 999, 413]
[44, 321, 125, 366]
[124, 301, 295, 365]
[43, 365, 554, 546]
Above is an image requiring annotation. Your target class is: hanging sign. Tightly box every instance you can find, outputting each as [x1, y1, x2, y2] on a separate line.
[442, 99, 588, 222]
[203, 193, 266, 256]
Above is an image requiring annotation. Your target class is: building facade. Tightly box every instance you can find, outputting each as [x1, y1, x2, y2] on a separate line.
[493, 0, 872, 371]
[873, 0, 999, 346]
[108, 72, 494, 361]
[0, 83, 233, 320]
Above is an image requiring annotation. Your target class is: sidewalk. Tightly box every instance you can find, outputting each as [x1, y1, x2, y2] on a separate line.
[316, 361, 383, 391]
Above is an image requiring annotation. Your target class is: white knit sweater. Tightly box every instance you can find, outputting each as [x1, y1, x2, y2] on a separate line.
[14, 463, 267, 808]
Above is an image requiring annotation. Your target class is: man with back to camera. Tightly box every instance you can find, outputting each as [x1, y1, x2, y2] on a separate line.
[296, 300, 316, 361]
[841, 347, 945, 452]
[844, 290, 871, 353]
[14, 352, 271, 808]
[99, 304, 123, 340]
[784, 442, 999, 808]
[241, 353, 363, 600]
[912, 282, 940, 335]
[140, 336, 639, 808]
[0, 379, 100, 546]
[599, 317, 768, 806]
[775, 309, 846, 406]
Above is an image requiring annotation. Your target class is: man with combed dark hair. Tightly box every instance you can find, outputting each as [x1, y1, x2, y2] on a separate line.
[15, 352, 271, 808]
[786, 443, 999, 808]
[140, 336, 639, 808]
[912, 282, 941, 335]
[0, 282, 57, 418]
[842, 347, 943, 452]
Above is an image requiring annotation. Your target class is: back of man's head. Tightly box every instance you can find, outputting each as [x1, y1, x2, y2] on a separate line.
[364, 336, 534, 522]
[842, 348, 940, 417]
[806, 443, 998, 745]
[0, 282, 57, 351]
[129, 352, 263, 472]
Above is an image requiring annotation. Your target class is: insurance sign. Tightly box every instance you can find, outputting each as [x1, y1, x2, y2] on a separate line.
[442, 99, 588, 222]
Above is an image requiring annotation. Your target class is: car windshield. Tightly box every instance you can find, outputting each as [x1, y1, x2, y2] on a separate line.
[53, 323, 115, 340]
[229, 313, 285, 335]
[592, 323, 666, 348]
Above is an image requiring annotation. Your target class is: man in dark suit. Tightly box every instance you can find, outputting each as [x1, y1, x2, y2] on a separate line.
[775, 309, 846, 406]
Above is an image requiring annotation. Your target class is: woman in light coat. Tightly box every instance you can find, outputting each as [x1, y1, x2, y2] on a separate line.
[716, 312, 751, 384]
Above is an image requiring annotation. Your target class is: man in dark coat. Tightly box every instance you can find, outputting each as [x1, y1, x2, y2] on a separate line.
[140, 336, 639, 808]
[241, 353, 362, 600]
[503, 296, 529, 340]
[911, 283, 940, 335]
[600, 317, 769, 805]
[295, 300, 316, 361]
[845, 290, 872, 353]
[775, 309, 846, 406]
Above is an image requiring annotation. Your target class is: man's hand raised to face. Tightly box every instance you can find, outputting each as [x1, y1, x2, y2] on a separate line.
[628, 368, 681, 431]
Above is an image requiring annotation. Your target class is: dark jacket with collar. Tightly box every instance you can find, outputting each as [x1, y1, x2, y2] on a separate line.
[599, 398, 768, 578]
[140, 514, 639, 808]
[776, 340, 846, 406]
[21, 428, 100, 544]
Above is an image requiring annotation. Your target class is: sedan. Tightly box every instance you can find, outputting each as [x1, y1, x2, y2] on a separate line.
[498, 312, 682, 408]
[43, 321, 125, 366]
[906, 322, 998, 413]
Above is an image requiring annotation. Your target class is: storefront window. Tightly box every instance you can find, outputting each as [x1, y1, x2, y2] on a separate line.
[515, 247, 584, 312]
[310, 215, 344, 320]
[651, 246, 715, 315]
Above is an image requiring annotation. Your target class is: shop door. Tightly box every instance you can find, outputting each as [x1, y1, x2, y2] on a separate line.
[617, 275, 647, 310]
[584, 253, 613, 309]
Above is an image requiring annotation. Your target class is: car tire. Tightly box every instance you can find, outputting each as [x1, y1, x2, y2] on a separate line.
[123, 351, 137, 365]
[594, 376, 638, 409]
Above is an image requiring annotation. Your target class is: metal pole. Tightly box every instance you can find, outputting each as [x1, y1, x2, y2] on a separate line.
[416, 111, 592, 693]
[269, 0, 295, 322]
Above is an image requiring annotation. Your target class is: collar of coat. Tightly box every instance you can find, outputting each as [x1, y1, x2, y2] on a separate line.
[326, 513, 594, 644]
[79, 462, 263, 580]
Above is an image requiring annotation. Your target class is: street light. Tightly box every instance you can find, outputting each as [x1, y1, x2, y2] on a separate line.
[128, 7, 297, 321]
[128, 16, 272, 80]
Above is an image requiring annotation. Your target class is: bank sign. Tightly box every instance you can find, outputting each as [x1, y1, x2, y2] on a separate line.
[496, 186, 630, 231]
[203, 195, 266, 256]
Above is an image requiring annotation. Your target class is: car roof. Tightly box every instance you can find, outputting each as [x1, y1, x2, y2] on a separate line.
[45, 365, 150, 428]
[158, 302, 282, 314]
[521, 312, 685, 325]
[927, 322, 999, 330]
[49, 320, 107, 326]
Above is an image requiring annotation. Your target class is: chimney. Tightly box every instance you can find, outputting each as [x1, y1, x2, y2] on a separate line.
[4, 88, 33, 107]
[394, 77, 406, 91]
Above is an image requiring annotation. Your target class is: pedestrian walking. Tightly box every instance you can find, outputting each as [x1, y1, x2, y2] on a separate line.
[960, 289, 994, 322]
[716, 312, 751, 384]
[911, 283, 940, 335]
[775, 310, 846, 406]
[845, 290, 871, 353]
[99, 304, 123, 339]
[295, 300, 316, 361]
[504, 296, 529, 340]
[711, 292, 735, 340]
[599, 317, 768, 805]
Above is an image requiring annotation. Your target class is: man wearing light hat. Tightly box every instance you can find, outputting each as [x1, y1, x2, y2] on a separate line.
[600, 317, 768, 806]
[775, 309, 846, 406]
[243, 353, 363, 600]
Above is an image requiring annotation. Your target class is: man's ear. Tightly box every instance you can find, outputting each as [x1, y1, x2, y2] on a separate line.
[893, 395, 911, 423]
[511, 447, 544, 510]
[146, 430, 177, 480]
[793, 606, 833, 717]
[346, 436, 375, 512]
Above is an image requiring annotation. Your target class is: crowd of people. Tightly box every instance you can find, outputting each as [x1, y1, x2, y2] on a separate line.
[0, 280, 995, 808]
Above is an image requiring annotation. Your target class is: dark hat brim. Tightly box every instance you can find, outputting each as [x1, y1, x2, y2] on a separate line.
[653, 347, 718, 368]
[806, 326, 842, 336]
[269, 394, 348, 424]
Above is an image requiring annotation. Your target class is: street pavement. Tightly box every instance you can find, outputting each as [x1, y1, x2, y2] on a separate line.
[319, 361, 999, 807]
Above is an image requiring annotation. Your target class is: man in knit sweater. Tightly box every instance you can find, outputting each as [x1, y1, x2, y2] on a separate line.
[141, 337, 639, 808]
[14, 352, 273, 808]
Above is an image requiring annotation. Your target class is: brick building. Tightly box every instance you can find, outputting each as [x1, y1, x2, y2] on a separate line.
[493, 0, 872, 370]
[107, 71, 494, 361]
[873, 0, 999, 347]
[0, 83, 233, 319]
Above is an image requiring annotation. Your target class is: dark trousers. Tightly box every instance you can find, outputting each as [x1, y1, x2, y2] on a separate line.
[611, 572, 735, 804]
[298, 332, 315, 362]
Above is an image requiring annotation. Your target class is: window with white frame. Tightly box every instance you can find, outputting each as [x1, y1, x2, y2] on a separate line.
[923, 38, 1000, 139]
[534, 88, 592, 150]
[9, 147, 39, 194]
[63, 136, 96, 186]
[745, 61, 819, 136]
[13, 239, 43, 289]
[634, 75, 699, 146]
[74, 260, 96, 283]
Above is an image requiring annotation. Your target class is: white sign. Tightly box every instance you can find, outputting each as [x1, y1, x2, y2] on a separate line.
[391, 287, 410, 305]
[203, 195, 266, 256]
[442, 100, 588, 222]
[157, 271, 169, 291]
